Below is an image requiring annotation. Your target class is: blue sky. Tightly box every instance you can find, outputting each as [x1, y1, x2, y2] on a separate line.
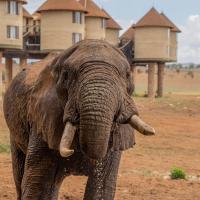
[25, 0, 200, 63]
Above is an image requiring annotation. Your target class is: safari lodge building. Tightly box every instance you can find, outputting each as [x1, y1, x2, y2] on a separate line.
[0, 1, 180, 97]
[121, 7, 181, 97]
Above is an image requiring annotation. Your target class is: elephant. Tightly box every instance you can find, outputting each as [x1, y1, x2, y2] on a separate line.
[3, 40, 155, 200]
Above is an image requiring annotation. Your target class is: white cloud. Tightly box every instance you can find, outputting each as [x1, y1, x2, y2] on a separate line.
[178, 15, 200, 64]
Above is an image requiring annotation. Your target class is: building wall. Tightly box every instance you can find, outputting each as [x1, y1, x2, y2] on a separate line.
[105, 29, 119, 46]
[170, 31, 177, 62]
[135, 27, 170, 61]
[85, 17, 106, 40]
[0, 0, 23, 49]
[41, 11, 85, 50]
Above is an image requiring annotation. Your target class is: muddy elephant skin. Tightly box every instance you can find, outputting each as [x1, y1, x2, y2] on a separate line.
[4, 40, 139, 200]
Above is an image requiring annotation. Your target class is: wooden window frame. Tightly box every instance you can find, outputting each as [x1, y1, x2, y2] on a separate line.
[7, 26, 19, 39]
[72, 33, 82, 45]
[8, 1, 19, 15]
[72, 11, 82, 24]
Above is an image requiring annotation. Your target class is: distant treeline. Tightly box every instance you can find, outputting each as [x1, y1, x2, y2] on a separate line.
[167, 63, 200, 69]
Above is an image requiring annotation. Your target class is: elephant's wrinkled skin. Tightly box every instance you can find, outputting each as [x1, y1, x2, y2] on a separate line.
[3, 40, 154, 200]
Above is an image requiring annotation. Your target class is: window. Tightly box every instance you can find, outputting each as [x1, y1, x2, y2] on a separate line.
[72, 12, 82, 24]
[8, 1, 19, 15]
[72, 33, 82, 44]
[7, 26, 19, 39]
[101, 18, 106, 29]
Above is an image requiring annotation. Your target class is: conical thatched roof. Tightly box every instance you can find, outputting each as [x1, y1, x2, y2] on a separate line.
[23, 7, 32, 18]
[102, 9, 122, 30]
[37, 0, 87, 13]
[136, 7, 173, 28]
[160, 13, 181, 33]
[79, 0, 109, 18]
[120, 24, 135, 41]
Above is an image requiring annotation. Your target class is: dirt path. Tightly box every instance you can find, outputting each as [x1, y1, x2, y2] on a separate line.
[0, 95, 200, 199]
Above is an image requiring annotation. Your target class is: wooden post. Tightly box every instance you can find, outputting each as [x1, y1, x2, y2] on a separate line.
[5, 58, 13, 88]
[157, 63, 165, 97]
[148, 63, 156, 98]
[20, 58, 27, 68]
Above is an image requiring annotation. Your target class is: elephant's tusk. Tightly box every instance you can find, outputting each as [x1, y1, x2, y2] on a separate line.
[128, 115, 155, 136]
[59, 122, 76, 157]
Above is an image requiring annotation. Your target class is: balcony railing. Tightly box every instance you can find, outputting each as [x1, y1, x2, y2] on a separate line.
[23, 25, 41, 51]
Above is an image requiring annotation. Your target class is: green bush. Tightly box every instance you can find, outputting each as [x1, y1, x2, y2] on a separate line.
[0, 144, 10, 153]
[170, 168, 186, 180]
[187, 70, 194, 78]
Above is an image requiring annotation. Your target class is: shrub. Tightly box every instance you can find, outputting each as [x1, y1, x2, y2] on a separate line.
[170, 168, 186, 180]
[0, 144, 10, 153]
[176, 68, 180, 73]
[187, 70, 194, 78]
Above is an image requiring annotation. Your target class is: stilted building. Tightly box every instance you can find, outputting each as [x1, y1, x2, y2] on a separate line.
[121, 7, 181, 97]
[0, 0, 27, 87]
[103, 9, 122, 46]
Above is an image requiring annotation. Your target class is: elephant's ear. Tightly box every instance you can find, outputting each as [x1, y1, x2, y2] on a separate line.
[112, 92, 138, 151]
[27, 44, 79, 150]
[119, 40, 133, 64]
[116, 92, 139, 124]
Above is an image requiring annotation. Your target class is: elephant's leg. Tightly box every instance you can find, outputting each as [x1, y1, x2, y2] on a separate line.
[21, 133, 63, 200]
[10, 139, 26, 200]
[84, 151, 122, 200]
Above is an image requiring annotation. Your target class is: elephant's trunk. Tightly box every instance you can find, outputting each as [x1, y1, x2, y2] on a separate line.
[78, 65, 119, 159]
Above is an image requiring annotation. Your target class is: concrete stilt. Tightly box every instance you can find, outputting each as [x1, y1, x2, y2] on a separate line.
[0, 52, 3, 86]
[0, 52, 3, 67]
[148, 63, 156, 98]
[157, 63, 165, 97]
[20, 58, 27, 68]
[5, 58, 13, 88]
[131, 64, 137, 86]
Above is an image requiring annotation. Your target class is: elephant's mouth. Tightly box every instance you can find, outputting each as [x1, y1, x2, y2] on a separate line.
[59, 115, 155, 158]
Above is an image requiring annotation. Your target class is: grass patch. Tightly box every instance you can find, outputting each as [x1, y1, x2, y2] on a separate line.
[170, 167, 186, 180]
[0, 144, 10, 153]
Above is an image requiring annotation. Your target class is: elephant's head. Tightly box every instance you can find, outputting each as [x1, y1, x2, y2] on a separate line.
[46, 40, 155, 159]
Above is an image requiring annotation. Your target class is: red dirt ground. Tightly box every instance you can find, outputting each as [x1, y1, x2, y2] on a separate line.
[0, 94, 200, 200]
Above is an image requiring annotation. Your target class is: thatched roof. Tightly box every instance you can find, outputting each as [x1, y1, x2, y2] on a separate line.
[160, 13, 181, 33]
[23, 7, 32, 18]
[102, 9, 122, 30]
[79, 0, 109, 18]
[120, 24, 135, 41]
[136, 7, 173, 28]
[37, 0, 87, 13]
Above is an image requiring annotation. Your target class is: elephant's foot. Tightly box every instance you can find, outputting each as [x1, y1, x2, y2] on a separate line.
[21, 133, 63, 200]
[10, 138, 26, 200]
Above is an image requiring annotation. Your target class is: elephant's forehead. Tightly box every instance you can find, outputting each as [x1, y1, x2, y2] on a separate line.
[66, 43, 129, 72]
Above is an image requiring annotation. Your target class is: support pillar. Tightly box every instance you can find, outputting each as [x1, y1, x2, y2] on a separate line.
[0, 51, 3, 68]
[5, 58, 13, 88]
[131, 64, 137, 86]
[20, 58, 27, 68]
[157, 63, 165, 97]
[148, 63, 156, 98]
[0, 52, 3, 86]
